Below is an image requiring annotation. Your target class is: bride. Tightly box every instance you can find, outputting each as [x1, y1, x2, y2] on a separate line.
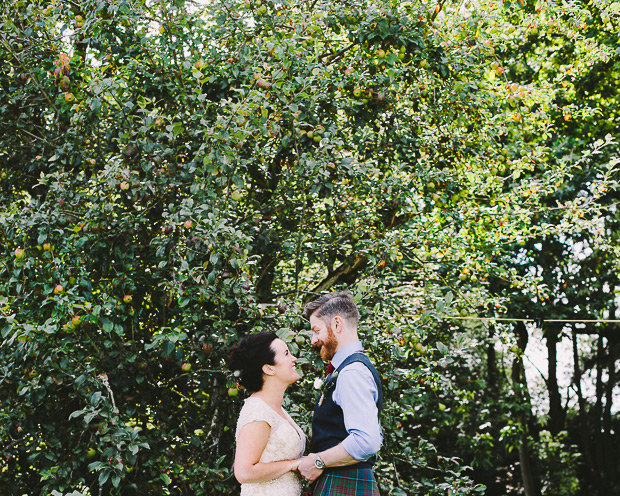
[228, 332, 306, 495]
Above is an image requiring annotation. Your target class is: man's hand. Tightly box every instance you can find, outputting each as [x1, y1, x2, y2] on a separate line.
[298, 454, 323, 483]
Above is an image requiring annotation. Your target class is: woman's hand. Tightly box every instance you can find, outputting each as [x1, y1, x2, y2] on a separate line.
[290, 458, 303, 472]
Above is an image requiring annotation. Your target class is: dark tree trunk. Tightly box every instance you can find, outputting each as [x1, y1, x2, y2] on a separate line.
[487, 324, 499, 400]
[593, 335, 605, 472]
[546, 327, 564, 434]
[603, 333, 616, 483]
[571, 330, 594, 476]
[511, 322, 540, 496]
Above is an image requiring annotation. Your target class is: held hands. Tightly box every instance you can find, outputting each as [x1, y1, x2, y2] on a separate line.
[297, 454, 323, 483]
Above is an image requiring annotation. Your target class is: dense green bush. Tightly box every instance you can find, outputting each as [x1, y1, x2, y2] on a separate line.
[1, 0, 618, 494]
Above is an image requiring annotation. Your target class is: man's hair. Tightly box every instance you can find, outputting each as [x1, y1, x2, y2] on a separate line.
[303, 291, 359, 327]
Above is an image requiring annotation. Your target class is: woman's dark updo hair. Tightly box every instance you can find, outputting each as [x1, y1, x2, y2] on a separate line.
[227, 332, 278, 393]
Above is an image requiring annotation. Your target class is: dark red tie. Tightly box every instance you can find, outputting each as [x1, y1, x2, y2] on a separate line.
[325, 363, 334, 377]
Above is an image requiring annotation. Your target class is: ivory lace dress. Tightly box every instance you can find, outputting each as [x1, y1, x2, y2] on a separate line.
[235, 396, 306, 496]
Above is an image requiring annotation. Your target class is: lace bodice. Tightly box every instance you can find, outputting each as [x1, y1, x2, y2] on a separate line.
[235, 396, 306, 496]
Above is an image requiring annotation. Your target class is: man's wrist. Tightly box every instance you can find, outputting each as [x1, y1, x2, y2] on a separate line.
[313, 453, 325, 470]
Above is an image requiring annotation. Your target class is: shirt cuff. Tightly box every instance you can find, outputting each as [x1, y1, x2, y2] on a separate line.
[341, 431, 382, 461]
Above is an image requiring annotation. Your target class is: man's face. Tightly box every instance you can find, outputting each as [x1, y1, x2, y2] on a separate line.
[309, 314, 339, 362]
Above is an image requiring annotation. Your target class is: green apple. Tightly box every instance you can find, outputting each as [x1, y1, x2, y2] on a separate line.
[14, 248, 24, 259]
[228, 387, 239, 397]
[181, 363, 192, 372]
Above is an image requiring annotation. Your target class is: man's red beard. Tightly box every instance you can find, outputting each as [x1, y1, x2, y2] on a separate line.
[316, 323, 338, 361]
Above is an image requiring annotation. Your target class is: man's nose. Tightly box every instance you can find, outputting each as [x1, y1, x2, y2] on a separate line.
[311, 334, 318, 345]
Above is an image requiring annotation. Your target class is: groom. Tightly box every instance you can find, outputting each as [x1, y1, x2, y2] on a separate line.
[298, 291, 383, 495]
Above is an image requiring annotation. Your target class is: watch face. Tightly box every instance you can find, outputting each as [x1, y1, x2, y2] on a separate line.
[314, 458, 324, 469]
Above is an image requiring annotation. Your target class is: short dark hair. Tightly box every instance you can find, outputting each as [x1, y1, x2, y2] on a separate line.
[303, 291, 359, 327]
[227, 332, 277, 392]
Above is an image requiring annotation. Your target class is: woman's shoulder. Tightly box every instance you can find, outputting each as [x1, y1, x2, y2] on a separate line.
[236, 396, 277, 429]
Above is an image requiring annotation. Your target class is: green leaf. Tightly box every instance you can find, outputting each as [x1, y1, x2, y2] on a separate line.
[437, 342, 449, 355]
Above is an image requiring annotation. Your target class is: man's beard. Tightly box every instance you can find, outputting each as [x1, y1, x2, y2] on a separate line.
[318, 324, 338, 362]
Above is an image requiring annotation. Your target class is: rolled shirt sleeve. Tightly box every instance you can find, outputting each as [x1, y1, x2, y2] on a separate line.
[332, 362, 383, 461]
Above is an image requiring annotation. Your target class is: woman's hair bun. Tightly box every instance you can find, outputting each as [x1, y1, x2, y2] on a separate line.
[227, 332, 278, 392]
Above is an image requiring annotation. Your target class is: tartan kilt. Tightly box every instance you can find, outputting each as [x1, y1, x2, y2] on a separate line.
[312, 467, 380, 496]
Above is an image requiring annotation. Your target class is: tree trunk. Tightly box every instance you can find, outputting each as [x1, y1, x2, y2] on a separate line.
[603, 333, 616, 483]
[546, 327, 564, 434]
[593, 335, 605, 473]
[487, 324, 499, 400]
[511, 322, 539, 496]
[571, 330, 594, 475]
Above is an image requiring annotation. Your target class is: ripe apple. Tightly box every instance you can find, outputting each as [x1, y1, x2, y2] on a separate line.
[71, 315, 82, 328]
[181, 363, 192, 372]
[376, 48, 386, 58]
[184, 220, 193, 229]
[53, 284, 64, 295]
[43, 242, 51, 252]
[344, 67, 354, 75]
[64, 92, 74, 102]
[257, 78, 271, 89]
[120, 181, 130, 191]
[123, 295, 133, 303]
[228, 387, 239, 397]
[14, 248, 24, 259]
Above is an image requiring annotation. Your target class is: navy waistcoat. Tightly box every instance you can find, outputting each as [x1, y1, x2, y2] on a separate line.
[310, 352, 383, 469]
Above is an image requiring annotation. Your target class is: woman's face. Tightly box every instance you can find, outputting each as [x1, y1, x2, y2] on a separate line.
[268, 338, 300, 384]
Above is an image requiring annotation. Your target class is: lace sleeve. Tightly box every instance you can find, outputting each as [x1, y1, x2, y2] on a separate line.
[235, 398, 276, 440]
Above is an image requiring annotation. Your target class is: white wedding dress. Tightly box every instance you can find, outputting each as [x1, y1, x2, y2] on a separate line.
[235, 396, 306, 496]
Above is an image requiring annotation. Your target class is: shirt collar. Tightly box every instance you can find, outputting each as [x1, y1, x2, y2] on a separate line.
[331, 340, 363, 370]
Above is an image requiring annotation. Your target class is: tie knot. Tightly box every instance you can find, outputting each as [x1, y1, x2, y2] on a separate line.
[325, 363, 335, 377]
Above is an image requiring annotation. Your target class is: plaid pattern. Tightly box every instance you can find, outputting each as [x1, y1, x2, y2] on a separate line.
[312, 467, 380, 496]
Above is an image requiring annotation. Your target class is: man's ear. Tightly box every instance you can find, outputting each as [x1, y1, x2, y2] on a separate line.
[262, 364, 275, 376]
[332, 315, 343, 332]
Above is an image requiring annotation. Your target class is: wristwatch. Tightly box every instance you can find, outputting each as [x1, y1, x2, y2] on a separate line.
[314, 453, 325, 470]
